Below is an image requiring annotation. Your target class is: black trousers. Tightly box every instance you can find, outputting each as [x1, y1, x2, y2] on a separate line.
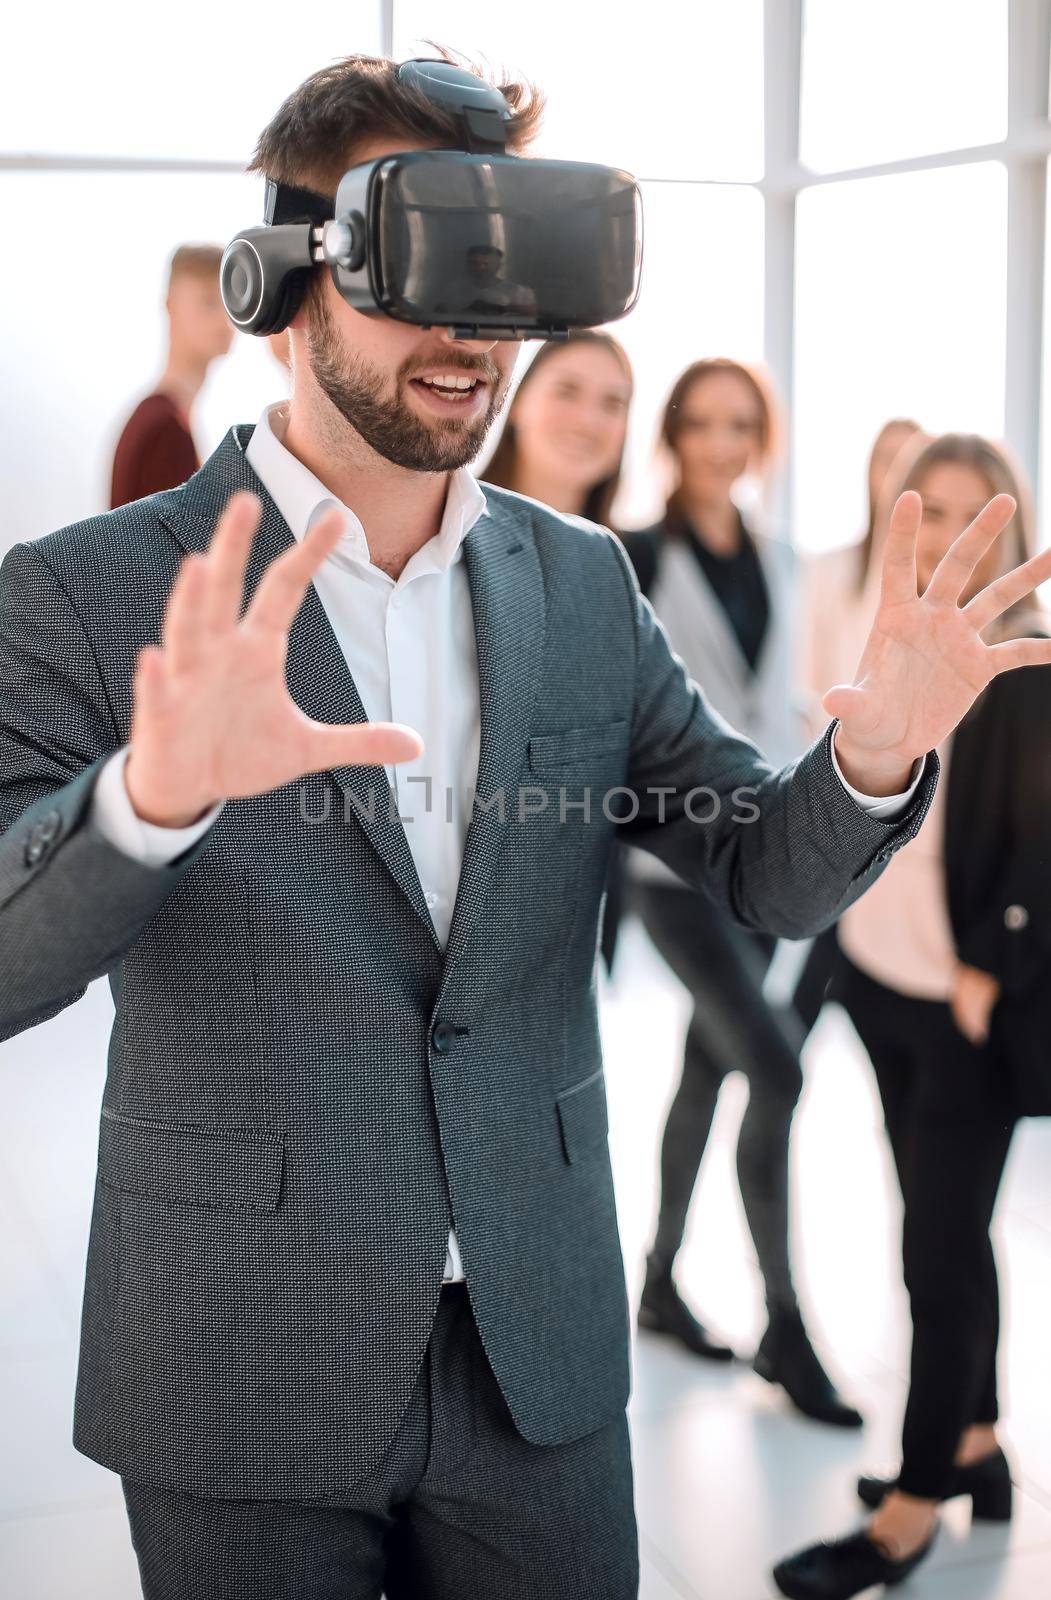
[122, 1284, 638, 1600]
[837, 957, 1017, 1499]
[632, 880, 805, 1313]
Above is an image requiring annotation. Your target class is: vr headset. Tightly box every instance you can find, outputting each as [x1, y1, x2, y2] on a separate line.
[220, 58, 643, 341]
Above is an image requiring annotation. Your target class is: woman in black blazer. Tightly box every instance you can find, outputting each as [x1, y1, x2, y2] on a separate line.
[775, 434, 1051, 1599]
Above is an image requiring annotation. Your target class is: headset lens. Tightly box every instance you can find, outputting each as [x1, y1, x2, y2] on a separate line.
[375, 153, 641, 331]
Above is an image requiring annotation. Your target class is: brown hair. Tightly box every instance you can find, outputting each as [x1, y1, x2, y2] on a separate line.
[898, 433, 1042, 639]
[658, 358, 780, 527]
[856, 417, 924, 594]
[167, 244, 224, 291]
[248, 48, 544, 199]
[483, 332, 634, 528]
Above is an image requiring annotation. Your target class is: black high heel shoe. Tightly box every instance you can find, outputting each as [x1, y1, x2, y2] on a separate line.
[772, 1525, 938, 1600]
[636, 1257, 735, 1362]
[858, 1445, 1013, 1521]
[753, 1307, 863, 1429]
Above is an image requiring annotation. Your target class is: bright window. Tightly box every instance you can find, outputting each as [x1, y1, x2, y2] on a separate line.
[800, 0, 1007, 173]
[793, 162, 1007, 553]
[393, 1, 764, 181]
[0, 3, 382, 160]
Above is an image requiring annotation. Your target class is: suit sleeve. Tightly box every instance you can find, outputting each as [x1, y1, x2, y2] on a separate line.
[606, 533, 939, 939]
[91, 745, 225, 865]
[0, 540, 213, 1041]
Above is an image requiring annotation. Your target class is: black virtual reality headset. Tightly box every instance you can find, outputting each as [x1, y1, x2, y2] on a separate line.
[220, 58, 643, 341]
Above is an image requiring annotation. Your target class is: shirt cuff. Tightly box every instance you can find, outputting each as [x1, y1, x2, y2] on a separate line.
[829, 731, 927, 821]
[90, 747, 224, 866]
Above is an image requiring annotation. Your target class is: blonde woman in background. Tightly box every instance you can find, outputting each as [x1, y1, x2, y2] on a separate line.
[775, 435, 1051, 1599]
[482, 330, 633, 529]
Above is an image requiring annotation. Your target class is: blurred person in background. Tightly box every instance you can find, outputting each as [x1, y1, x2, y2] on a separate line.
[482, 330, 632, 523]
[482, 330, 634, 972]
[775, 434, 1051, 1599]
[791, 417, 926, 1037]
[619, 359, 863, 1428]
[110, 244, 233, 509]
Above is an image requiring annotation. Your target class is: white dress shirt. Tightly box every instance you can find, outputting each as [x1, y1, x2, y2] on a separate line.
[89, 400, 923, 1284]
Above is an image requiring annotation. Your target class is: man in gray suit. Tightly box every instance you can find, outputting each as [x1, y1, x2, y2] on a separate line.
[3, 55, 1051, 1600]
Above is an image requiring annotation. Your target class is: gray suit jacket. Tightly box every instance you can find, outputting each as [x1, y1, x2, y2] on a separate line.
[0, 426, 937, 1499]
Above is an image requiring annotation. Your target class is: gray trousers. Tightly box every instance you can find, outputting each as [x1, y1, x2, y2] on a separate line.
[122, 1284, 639, 1599]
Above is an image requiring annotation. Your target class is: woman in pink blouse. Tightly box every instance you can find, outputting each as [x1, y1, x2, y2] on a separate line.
[776, 434, 1051, 1598]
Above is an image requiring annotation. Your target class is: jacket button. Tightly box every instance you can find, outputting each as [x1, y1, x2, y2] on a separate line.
[1005, 904, 1029, 931]
[431, 1022, 455, 1054]
[23, 819, 59, 870]
[38, 808, 61, 842]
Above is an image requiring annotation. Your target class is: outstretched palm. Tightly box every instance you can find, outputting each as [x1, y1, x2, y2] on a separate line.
[125, 491, 423, 828]
[825, 491, 1051, 786]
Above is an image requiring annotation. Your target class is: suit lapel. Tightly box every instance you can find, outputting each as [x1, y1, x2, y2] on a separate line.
[437, 501, 546, 990]
[158, 426, 438, 945]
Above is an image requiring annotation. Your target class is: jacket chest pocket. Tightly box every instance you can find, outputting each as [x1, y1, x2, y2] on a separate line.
[527, 719, 630, 773]
[523, 719, 630, 833]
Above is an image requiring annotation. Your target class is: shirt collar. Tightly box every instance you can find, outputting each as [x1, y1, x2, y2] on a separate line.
[244, 401, 487, 578]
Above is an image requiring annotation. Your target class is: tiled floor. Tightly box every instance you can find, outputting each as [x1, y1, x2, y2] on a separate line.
[2, 915, 1049, 1598]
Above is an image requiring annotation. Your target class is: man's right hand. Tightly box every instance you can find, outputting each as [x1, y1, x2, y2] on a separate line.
[124, 491, 423, 828]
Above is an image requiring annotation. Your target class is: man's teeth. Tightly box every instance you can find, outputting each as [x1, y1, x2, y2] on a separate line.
[418, 374, 479, 391]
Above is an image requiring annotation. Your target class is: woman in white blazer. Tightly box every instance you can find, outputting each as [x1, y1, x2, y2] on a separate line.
[621, 359, 859, 1427]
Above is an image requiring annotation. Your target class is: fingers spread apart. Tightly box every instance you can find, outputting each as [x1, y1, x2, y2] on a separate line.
[199, 490, 262, 631]
[303, 719, 425, 774]
[986, 635, 1051, 674]
[161, 492, 262, 671]
[924, 493, 1017, 607]
[966, 544, 1051, 634]
[244, 506, 347, 636]
[878, 491, 922, 607]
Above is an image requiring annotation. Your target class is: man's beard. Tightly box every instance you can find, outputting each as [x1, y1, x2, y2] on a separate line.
[305, 295, 507, 472]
